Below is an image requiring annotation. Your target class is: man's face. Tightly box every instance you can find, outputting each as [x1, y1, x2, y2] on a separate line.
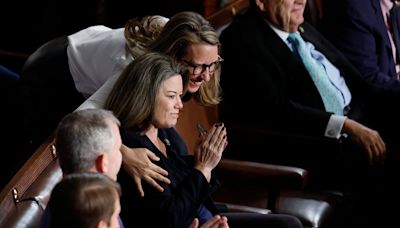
[260, 0, 306, 32]
[105, 122, 123, 181]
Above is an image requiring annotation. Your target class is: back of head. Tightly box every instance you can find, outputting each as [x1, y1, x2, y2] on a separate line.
[105, 52, 188, 130]
[124, 15, 169, 58]
[55, 109, 120, 174]
[48, 172, 121, 228]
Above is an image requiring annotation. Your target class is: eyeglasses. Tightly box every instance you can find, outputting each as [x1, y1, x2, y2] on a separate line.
[183, 56, 224, 75]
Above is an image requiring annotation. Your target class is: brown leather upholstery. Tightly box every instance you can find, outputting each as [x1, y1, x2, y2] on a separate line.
[175, 100, 343, 228]
[0, 135, 62, 228]
[4, 201, 43, 228]
[277, 190, 342, 228]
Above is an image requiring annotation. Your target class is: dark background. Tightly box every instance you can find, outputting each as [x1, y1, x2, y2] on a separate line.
[1, 0, 208, 68]
[0, 0, 221, 190]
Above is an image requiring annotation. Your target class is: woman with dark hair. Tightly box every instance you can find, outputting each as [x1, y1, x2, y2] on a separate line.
[105, 52, 302, 228]
[78, 11, 225, 197]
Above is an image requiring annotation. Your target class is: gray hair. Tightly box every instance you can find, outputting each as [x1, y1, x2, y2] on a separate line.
[55, 109, 120, 174]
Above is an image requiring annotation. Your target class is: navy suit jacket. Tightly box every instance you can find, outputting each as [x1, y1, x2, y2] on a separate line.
[322, 0, 400, 95]
[219, 7, 368, 138]
[392, 4, 400, 62]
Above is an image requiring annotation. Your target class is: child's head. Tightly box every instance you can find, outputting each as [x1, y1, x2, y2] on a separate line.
[48, 172, 122, 228]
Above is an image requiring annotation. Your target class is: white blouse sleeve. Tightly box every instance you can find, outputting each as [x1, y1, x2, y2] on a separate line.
[76, 74, 119, 110]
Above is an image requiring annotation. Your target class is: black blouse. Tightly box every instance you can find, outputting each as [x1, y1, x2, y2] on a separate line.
[118, 127, 220, 228]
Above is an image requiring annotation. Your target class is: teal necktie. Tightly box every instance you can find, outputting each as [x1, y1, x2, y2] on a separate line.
[288, 33, 344, 115]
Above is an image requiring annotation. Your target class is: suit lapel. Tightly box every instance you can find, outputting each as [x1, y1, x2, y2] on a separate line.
[256, 17, 310, 84]
[372, 0, 394, 51]
[255, 17, 324, 106]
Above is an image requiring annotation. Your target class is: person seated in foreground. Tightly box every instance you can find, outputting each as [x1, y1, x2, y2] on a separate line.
[47, 172, 122, 228]
[39, 108, 124, 227]
[218, 0, 400, 226]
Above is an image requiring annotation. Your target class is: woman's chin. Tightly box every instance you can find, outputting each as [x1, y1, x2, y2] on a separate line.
[187, 82, 201, 93]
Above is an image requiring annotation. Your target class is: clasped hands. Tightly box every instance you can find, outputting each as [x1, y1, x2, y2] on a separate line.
[121, 122, 228, 196]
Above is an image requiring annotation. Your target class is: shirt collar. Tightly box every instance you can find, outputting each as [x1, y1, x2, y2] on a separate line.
[265, 20, 300, 44]
[267, 21, 289, 41]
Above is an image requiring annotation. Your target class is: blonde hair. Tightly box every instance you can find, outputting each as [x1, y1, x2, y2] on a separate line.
[123, 12, 222, 106]
[124, 15, 169, 58]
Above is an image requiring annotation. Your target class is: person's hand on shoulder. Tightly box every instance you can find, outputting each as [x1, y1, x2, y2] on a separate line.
[121, 145, 171, 197]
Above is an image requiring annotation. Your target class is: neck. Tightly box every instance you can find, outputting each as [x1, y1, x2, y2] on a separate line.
[145, 125, 158, 142]
[145, 126, 167, 157]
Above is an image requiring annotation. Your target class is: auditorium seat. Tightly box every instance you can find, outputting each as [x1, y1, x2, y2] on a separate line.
[175, 99, 343, 228]
[0, 135, 62, 227]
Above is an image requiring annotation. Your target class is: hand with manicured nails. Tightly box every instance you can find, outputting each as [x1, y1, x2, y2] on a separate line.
[194, 123, 228, 182]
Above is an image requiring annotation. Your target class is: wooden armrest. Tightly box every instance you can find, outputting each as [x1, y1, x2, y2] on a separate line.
[217, 158, 308, 190]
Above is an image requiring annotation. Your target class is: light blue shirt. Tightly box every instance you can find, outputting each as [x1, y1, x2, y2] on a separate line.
[270, 24, 348, 139]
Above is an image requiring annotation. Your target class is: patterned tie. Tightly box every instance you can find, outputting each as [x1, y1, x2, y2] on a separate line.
[288, 33, 344, 115]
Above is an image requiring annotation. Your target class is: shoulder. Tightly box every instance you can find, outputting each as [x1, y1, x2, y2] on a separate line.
[222, 9, 261, 34]
[120, 128, 145, 148]
[68, 25, 113, 40]
[68, 26, 125, 49]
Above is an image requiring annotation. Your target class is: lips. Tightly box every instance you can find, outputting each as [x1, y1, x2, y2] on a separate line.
[189, 78, 202, 86]
[171, 113, 180, 118]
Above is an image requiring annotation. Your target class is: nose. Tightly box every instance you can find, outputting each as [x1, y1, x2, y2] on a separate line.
[200, 68, 211, 82]
[176, 97, 183, 109]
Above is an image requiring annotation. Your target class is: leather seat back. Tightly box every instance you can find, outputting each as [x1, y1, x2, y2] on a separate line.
[0, 135, 62, 227]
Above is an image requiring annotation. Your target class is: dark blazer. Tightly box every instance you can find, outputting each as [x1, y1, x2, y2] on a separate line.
[321, 0, 400, 95]
[118, 127, 220, 228]
[391, 4, 400, 64]
[219, 7, 368, 138]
